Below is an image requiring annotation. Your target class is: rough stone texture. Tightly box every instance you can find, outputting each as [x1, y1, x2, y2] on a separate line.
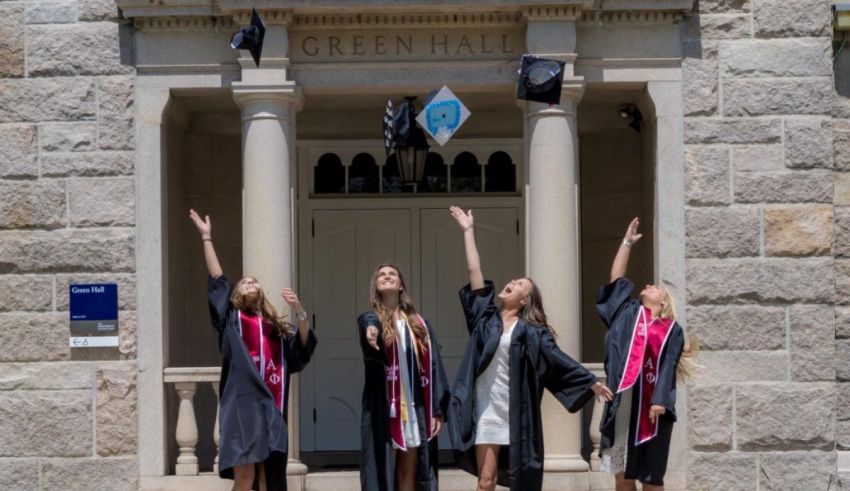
[97, 364, 137, 456]
[839, 383, 850, 420]
[693, 14, 751, 40]
[119, 310, 137, 360]
[789, 305, 835, 381]
[731, 144, 783, 172]
[0, 180, 67, 230]
[838, 307, 850, 339]
[758, 451, 836, 490]
[696, 351, 788, 382]
[685, 118, 782, 144]
[785, 119, 834, 169]
[685, 146, 730, 205]
[837, 340, 850, 380]
[55, 273, 137, 310]
[834, 207, 850, 258]
[721, 39, 832, 78]
[838, 260, 850, 305]
[41, 457, 138, 491]
[0, 459, 38, 491]
[688, 452, 757, 491]
[838, 420, 850, 450]
[836, 173, 850, 206]
[26, 2, 77, 24]
[27, 23, 132, 77]
[734, 171, 833, 204]
[688, 305, 786, 350]
[723, 78, 833, 116]
[0, 229, 135, 274]
[0, 362, 92, 390]
[685, 207, 759, 257]
[68, 178, 135, 227]
[99, 76, 135, 151]
[688, 384, 733, 450]
[0, 313, 69, 362]
[40, 122, 97, 152]
[0, 78, 97, 123]
[683, 42, 718, 117]
[79, 0, 120, 21]
[764, 205, 833, 256]
[0, 391, 91, 456]
[0, 4, 24, 78]
[0, 124, 38, 178]
[835, 120, 850, 172]
[736, 383, 834, 450]
[687, 257, 834, 303]
[0, 274, 53, 312]
[41, 151, 134, 177]
[753, 0, 832, 38]
[699, 0, 750, 13]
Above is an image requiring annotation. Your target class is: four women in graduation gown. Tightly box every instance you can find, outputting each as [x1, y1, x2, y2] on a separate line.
[358, 264, 451, 491]
[190, 210, 317, 491]
[446, 206, 613, 491]
[596, 218, 693, 491]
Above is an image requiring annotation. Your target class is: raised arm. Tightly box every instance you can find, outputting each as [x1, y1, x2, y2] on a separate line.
[610, 217, 642, 283]
[189, 209, 223, 279]
[450, 206, 484, 290]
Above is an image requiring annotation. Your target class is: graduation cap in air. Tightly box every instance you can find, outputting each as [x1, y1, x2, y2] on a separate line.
[516, 54, 566, 106]
[230, 8, 266, 67]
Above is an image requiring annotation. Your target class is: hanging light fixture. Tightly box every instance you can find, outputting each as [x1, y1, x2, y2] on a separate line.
[391, 97, 431, 189]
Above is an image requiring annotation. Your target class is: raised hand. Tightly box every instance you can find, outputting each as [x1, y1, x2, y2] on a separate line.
[281, 288, 304, 312]
[365, 325, 380, 351]
[449, 206, 474, 231]
[624, 217, 643, 245]
[189, 209, 212, 238]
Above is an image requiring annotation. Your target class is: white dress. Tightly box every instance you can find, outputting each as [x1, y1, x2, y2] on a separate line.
[393, 319, 421, 449]
[600, 387, 632, 474]
[473, 320, 517, 445]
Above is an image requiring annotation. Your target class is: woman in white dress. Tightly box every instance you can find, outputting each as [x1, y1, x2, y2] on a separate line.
[447, 207, 613, 491]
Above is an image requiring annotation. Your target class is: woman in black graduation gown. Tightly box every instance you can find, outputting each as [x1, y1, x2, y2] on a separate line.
[596, 218, 696, 491]
[357, 263, 450, 491]
[189, 209, 317, 491]
[446, 206, 613, 491]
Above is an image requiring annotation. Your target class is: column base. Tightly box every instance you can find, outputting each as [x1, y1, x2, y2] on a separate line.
[175, 463, 199, 476]
[287, 460, 308, 475]
[544, 455, 590, 472]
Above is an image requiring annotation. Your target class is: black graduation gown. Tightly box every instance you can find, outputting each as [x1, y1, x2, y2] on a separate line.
[448, 282, 598, 491]
[208, 275, 318, 491]
[357, 311, 451, 491]
[596, 277, 685, 485]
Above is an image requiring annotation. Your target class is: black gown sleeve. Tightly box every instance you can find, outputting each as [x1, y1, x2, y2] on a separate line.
[650, 323, 685, 421]
[458, 281, 498, 334]
[540, 329, 598, 413]
[207, 275, 234, 334]
[596, 277, 637, 329]
[285, 327, 318, 374]
[357, 311, 388, 364]
[425, 318, 450, 419]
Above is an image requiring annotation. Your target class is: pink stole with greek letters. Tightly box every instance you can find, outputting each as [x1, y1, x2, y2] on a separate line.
[385, 315, 434, 450]
[239, 311, 286, 412]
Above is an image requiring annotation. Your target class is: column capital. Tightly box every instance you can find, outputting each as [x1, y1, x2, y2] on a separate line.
[232, 82, 304, 115]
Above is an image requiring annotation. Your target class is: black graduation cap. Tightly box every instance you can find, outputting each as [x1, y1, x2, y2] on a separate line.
[516, 55, 566, 106]
[382, 99, 395, 156]
[230, 8, 266, 67]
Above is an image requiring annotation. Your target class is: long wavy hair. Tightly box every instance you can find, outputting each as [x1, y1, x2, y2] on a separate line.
[230, 276, 293, 338]
[369, 263, 429, 354]
[657, 288, 700, 381]
[519, 280, 558, 338]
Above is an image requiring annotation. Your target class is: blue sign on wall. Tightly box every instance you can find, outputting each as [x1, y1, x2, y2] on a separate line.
[69, 284, 119, 347]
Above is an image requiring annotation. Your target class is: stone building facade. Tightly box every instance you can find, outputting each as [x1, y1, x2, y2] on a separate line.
[0, 0, 847, 490]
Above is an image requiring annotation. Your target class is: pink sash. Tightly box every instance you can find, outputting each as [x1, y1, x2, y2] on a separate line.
[386, 315, 434, 450]
[239, 311, 286, 412]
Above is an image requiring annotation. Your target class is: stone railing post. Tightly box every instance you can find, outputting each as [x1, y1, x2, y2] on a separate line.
[173, 382, 199, 476]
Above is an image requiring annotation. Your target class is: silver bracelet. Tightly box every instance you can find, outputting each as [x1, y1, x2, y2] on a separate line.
[622, 239, 632, 248]
[296, 310, 308, 322]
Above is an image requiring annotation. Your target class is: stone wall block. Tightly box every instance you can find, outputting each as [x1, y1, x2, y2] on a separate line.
[695, 14, 751, 40]
[0, 274, 53, 312]
[723, 78, 833, 116]
[836, 260, 850, 305]
[0, 362, 92, 390]
[685, 207, 759, 257]
[835, 207, 850, 258]
[838, 383, 850, 420]
[731, 144, 783, 172]
[0, 313, 69, 362]
[0, 391, 91, 456]
[0, 124, 38, 178]
[41, 457, 138, 491]
[695, 351, 788, 382]
[27, 23, 132, 77]
[758, 451, 836, 490]
[0, 4, 24, 78]
[764, 205, 833, 256]
[699, 0, 750, 13]
[837, 340, 850, 380]
[41, 151, 134, 177]
[683, 42, 719, 117]
[837, 307, 850, 339]
[688, 384, 733, 450]
[685, 145, 730, 205]
[836, 120, 850, 172]
[685, 118, 781, 144]
[785, 119, 834, 169]
[736, 383, 834, 450]
[99, 76, 135, 151]
[55, 273, 136, 310]
[79, 0, 120, 21]
[721, 39, 832, 78]
[688, 452, 757, 491]
[119, 310, 136, 360]
[96, 364, 137, 456]
[26, 2, 76, 24]
[753, 0, 832, 38]
[0, 229, 135, 274]
[0, 459, 38, 491]
[0, 180, 67, 230]
[734, 171, 833, 204]
[0, 78, 96, 123]
[40, 123, 97, 153]
[688, 305, 785, 350]
[687, 257, 834, 303]
[789, 305, 835, 381]
[68, 178, 135, 227]
[836, 173, 850, 205]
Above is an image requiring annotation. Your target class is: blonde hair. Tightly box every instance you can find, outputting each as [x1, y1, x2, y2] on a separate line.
[368, 264, 429, 354]
[230, 277, 293, 338]
[659, 288, 699, 381]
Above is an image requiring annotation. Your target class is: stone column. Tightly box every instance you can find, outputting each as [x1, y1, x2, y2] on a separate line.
[522, 7, 589, 487]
